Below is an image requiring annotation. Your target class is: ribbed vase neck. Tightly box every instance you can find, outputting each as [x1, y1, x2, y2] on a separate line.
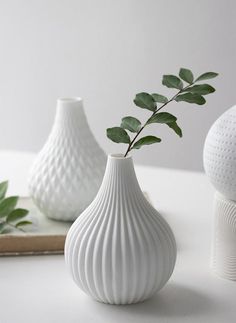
[99, 154, 142, 194]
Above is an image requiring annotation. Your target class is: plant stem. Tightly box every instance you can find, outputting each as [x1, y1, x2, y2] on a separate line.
[5, 221, 25, 233]
[124, 124, 146, 157]
[123, 83, 193, 157]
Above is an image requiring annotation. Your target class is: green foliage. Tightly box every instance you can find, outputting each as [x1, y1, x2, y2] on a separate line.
[167, 121, 183, 137]
[162, 75, 183, 90]
[106, 127, 130, 144]
[7, 208, 29, 222]
[16, 221, 32, 228]
[147, 112, 177, 125]
[195, 72, 218, 82]
[0, 196, 19, 217]
[0, 222, 5, 232]
[133, 92, 156, 111]
[151, 93, 168, 103]
[106, 67, 218, 156]
[0, 181, 8, 201]
[147, 113, 182, 137]
[183, 84, 215, 95]
[0, 181, 31, 234]
[121, 116, 141, 133]
[179, 68, 194, 84]
[132, 136, 161, 150]
[175, 93, 206, 105]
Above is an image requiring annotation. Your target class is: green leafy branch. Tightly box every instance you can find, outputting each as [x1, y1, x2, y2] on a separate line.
[0, 181, 31, 234]
[106, 68, 218, 157]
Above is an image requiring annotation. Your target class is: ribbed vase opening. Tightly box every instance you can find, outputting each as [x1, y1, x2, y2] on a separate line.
[98, 153, 142, 197]
[109, 153, 131, 159]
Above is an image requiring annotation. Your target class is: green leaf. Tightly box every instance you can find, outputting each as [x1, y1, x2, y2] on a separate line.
[132, 136, 161, 150]
[0, 196, 18, 218]
[106, 127, 130, 144]
[183, 84, 215, 95]
[7, 208, 29, 223]
[16, 220, 32, 228]
[179, 68, 194, 84]
[175, 93, 206, 105]
[147, 112, 177, 125]
[133, 92, 156, 111]
[121, 116, 141, 133]
[0, 222, 6, 233]
[151, 93, 168, 104]
[0, 227, 11, 234]
[162, 75, 183, 90]
[195, 72, 218, 82]
[167, 121, 183, 137]
[0, 181, 8, 201]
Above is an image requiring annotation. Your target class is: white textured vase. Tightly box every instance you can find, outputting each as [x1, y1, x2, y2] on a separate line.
[211, 193, 236, 280]
[28, 98, 106, 221]
[203, 105, 236, 201]
[204, 105, 236, 280]
[65, 154, 177, 305]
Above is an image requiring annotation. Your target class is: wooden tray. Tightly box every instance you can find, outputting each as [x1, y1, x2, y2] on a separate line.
[0, 198, 71, 256]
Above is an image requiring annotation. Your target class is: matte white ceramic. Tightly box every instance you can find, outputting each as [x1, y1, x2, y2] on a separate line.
[204, 105, 236, 280]
[203, 105, 236, 201]
[211, 193, 236, 280]
[28, 98, 106, 221]
[65, 154, 177, 304]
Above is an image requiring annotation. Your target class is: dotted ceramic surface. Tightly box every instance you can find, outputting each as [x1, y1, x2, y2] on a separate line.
[65, 154, 177, 305]
[203, 105, 236, 201]
[28, 98, 106, 221]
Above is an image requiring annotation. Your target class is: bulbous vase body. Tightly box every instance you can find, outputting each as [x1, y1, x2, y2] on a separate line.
[28, 97, 106, 221]
[65, 154, 177, 304]
[203, 105, 236, 200]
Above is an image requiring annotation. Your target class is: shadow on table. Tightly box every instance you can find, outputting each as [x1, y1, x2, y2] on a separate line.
[93, 283, 215, 319]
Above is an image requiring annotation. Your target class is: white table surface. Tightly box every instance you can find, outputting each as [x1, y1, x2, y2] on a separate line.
[0, 150, 235, 323]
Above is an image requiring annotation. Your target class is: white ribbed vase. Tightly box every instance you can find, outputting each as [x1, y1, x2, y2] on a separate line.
[28, 98, 106, 221]
[211, 193, 236, 280]
[65, 154, 177, 305]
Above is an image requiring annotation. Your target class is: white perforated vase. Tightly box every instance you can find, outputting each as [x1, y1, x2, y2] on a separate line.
[28, 98, 106, 221]
[204, 105, 236, 280]
[65, 154, 177, 304]
[203, 105, 236, 200]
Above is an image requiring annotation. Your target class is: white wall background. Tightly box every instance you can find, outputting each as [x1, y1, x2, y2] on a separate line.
[0, 0, 235, 171]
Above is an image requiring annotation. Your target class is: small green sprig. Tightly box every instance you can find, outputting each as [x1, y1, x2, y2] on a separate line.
[0, 181, 31, 234]
[106, 68, 218, 157]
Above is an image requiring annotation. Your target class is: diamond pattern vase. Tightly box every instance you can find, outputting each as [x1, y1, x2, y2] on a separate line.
[65, 154, 177, 304]
[28, 97, 106, 221]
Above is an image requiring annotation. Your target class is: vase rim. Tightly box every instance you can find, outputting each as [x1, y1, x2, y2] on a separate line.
[108, 153, 132, 160]
[57, 97, 83, 103]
